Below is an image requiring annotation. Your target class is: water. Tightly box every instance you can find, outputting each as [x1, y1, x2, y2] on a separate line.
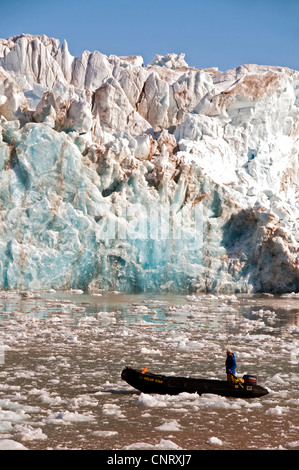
[0, 290, 298, 450]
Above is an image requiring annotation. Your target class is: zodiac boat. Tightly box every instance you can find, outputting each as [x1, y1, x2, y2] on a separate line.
[121, 367, 269, 398]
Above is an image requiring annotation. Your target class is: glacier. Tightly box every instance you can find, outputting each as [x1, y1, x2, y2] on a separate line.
[0, 33, 299, 293]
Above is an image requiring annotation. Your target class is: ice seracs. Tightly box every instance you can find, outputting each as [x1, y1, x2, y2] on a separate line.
[0, 33, 299, 293]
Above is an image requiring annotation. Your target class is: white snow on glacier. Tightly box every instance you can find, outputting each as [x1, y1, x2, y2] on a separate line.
[0, 33, 299, 293]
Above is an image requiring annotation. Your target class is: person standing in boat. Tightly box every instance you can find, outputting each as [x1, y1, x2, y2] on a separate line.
[226, 349, 237, 382]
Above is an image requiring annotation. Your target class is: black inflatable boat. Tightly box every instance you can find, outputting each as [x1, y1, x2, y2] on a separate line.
[121, 367, 269, 399]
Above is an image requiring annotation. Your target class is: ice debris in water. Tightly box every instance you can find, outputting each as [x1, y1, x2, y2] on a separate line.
[206, 436, 224, 446]
[122, 438, 182, 450]
[0, 439, 28, 450]
[0, 34, 299, 293]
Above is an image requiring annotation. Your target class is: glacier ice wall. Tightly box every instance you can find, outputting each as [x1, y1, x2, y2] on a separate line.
[0, 33, 299, 293]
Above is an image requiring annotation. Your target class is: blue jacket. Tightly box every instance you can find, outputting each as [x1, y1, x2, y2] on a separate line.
[226, 353, 237, 374]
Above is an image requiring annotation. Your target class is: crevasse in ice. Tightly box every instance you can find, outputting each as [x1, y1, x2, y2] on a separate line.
[0, 34, 299, 293]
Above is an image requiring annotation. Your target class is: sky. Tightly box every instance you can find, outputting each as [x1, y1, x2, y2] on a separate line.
[1, 0, 299, 72]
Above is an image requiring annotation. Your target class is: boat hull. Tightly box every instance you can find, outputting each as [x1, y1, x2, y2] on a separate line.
[121, 367, 269, 399]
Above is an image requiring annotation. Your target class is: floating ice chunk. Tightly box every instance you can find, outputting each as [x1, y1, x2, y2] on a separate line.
[155, 419, 181, 431]
[102, 403, 125, 419]
[0, 421, 13, 432]
[122, 438, 181, 450]
[93, 430, 118, 437]
[206, 436, 224, 446]
[14, 424, 47, 441]
[265, 406, 287, 416]
[137, 393, 168, 408]
[46, 410, 95, 423]
[0, 409, 31, 422]
[287, 440, 299, 448]
[135, 347, 162, 355]
[0, 439, 28, 450]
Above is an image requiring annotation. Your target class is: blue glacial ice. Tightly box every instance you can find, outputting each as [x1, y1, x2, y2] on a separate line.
[0, 34, 299, 293]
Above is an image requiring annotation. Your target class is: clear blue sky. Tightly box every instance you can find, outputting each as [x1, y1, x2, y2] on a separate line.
[1, 0, 299, 71]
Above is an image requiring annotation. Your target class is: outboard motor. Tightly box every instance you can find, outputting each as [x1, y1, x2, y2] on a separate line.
[243, 374, 257, 386]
